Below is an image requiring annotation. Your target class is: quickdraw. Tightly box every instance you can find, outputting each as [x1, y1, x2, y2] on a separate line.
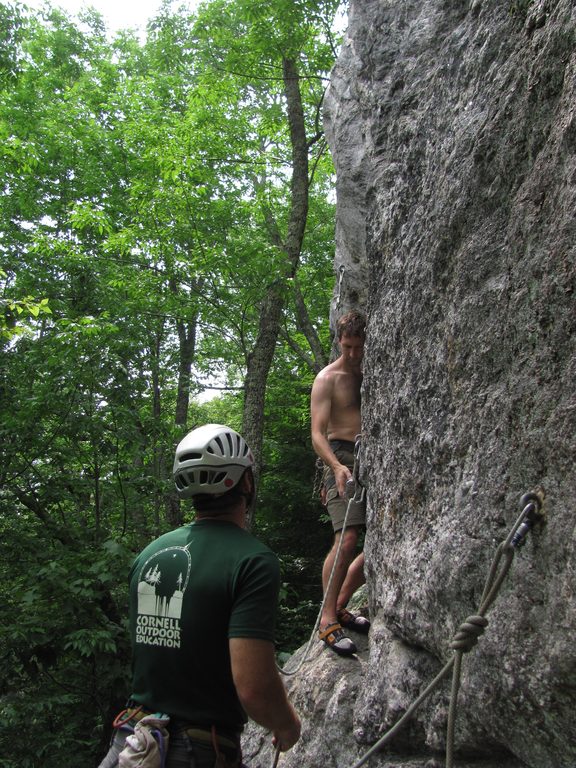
[335, 264, 346, 309]
[345, 434, 365, 506]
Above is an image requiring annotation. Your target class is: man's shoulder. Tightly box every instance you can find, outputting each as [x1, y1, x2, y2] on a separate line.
[235, 534, 280, 579]
[242, 531, 278, 559]
[314, 356, 344, 383]
[133, 526, 186, 557]
[222, 525, 277, 557]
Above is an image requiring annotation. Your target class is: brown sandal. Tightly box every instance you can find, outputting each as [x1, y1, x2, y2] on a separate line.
[318, 622, 357, 656]
[337, 608, 371, 635]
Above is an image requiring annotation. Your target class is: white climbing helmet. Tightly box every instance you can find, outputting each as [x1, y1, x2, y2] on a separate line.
[173, 424, 254, 499]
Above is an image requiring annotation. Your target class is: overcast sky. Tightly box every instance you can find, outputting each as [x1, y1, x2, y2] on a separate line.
[25, 0, 200, 37]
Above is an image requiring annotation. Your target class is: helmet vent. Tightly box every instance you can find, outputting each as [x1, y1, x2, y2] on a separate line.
[179, 451, 202, 463]
[199, 469, 227, 485]
[175, 472, 191, 490]
[208, 436, 225, 456]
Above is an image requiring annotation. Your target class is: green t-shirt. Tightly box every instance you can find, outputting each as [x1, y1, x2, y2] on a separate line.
[128, 518, 280, 732]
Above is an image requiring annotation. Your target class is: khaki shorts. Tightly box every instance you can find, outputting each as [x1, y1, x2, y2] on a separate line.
[322, 440, 366, 533]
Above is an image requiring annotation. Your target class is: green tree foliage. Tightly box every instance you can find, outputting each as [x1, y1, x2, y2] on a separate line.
[0, 1, 343, 764]
[189, 0, 340, 475]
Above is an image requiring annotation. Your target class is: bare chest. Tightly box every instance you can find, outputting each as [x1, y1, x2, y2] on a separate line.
[330, 373, 362, 416]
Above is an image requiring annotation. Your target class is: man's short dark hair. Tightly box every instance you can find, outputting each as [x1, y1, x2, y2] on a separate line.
[192, 488, 243, 514]
[192, 468, 252, 515]
[336, 310, 366, 340]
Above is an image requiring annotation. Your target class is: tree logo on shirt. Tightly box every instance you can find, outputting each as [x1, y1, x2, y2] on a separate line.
[135, 546, 191, 649]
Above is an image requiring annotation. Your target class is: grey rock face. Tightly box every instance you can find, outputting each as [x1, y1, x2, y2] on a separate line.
[244, 2, 576, 767]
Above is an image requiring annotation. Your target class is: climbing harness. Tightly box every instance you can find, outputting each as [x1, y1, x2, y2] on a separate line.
[113, 708, 242, 768]
[279, 435, 365, 677]
[346, 488, 546, 768]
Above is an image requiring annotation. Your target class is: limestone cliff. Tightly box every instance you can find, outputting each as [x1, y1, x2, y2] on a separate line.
[244, 1, 576, 767]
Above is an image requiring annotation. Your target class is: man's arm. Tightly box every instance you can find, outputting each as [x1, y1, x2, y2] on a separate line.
[310, 373, 352, 496]
[230, 637, 301, 751]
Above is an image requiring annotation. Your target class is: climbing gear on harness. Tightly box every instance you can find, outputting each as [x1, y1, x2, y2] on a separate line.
[118, 713, 170, 768]
[113, 705, 168, 729]
[318, 621, 357, 656]
[173, 424, 254, 499]
[112, 706, 242, 768]
[113, 706, 144, 729]
[345, 435, 366, 507]
[337, 608, 371, 635]
[347, 487, 546, 768]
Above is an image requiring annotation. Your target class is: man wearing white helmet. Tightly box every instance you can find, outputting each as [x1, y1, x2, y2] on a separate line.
[98, 424, 301, 768]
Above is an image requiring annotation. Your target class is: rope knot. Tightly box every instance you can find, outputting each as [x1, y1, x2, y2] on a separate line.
[449, 615, 489, 653]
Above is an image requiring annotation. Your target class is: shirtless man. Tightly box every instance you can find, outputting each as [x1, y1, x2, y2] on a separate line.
[311, 310, 369, 656]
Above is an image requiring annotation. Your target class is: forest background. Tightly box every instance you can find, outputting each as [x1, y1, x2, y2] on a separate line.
[0, 1, 346, 765]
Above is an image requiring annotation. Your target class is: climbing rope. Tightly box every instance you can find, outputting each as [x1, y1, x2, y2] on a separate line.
[347, 488, 546, 768]
[279, 436, 365, 677]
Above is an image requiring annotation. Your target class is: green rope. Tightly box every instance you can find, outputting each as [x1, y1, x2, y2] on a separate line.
[349, 489, 545, 768]
[349, 658, 456, 768]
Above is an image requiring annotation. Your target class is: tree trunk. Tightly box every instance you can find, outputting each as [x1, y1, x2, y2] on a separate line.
[165, 315, 197, 527]
[242, 57, 310, 521]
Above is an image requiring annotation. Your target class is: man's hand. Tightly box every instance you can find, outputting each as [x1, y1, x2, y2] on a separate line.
[231, 638, 301, 752]
[333, 463, 352, 497]
[272, 705, 301, 751]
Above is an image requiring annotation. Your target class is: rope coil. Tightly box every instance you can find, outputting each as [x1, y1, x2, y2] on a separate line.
[449, 615, 489, 653]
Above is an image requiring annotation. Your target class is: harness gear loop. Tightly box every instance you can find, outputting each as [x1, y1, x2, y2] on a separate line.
[113, 706, 143, 730]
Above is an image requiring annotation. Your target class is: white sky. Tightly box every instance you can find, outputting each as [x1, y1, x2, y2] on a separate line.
[25, 0, 200, 38]
[25, 0, 347, 42]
